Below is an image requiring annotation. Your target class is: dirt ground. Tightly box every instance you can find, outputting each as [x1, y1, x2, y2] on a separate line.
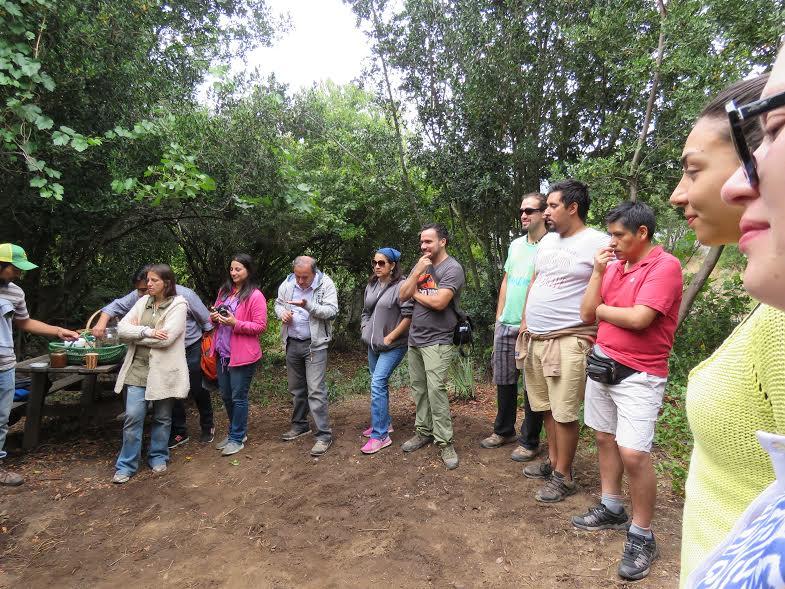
[0, 360, 683, 589]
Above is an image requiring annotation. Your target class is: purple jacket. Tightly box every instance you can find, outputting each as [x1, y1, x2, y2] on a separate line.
[210, 289, 267, 367]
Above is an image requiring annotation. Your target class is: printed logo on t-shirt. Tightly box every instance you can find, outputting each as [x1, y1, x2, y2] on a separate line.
[417, 269, 438, 295]
[537, 248, 579, 290]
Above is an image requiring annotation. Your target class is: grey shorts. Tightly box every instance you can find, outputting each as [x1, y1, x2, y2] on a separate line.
[492, 322, 520, 385]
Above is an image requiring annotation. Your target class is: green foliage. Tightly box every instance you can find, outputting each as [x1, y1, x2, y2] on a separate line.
[448, 353, 475, 400]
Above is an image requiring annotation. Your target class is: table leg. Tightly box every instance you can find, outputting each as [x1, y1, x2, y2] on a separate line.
[23, 371, 49, 451]
[80, 374, 98, 429]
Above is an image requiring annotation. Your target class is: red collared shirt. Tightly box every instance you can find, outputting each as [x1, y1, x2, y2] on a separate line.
[597, 246, 683, 377]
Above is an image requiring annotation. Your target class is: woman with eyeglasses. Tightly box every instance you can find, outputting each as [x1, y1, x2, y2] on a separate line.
[670, 72, 785, 585]
[359, 247, 413, 454]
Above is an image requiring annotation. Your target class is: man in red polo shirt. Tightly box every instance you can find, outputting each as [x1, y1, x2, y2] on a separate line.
[571, 201, 682, 582]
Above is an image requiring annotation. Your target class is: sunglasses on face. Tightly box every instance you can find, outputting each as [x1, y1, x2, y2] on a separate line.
[725, 89, 785, 188]
[519, 207, 545, 216]
[371, 260, 388, 267]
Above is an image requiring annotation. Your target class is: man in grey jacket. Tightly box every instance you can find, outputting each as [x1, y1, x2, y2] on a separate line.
[274, 256, 339, 457]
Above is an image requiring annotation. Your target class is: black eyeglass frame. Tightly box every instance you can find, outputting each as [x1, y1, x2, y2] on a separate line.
[725, 89, 785, 188]
[519, 207, 546, 216]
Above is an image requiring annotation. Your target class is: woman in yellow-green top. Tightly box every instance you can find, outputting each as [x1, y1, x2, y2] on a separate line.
[670, 74, 785, 584]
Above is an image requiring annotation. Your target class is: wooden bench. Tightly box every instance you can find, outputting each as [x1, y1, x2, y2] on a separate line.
[8, 374, 85, 427]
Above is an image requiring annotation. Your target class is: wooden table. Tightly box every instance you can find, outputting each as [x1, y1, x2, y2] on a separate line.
[14, 355, 121, 451]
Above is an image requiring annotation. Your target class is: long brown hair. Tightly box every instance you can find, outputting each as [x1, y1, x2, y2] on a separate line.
[147, 263, 177, 298]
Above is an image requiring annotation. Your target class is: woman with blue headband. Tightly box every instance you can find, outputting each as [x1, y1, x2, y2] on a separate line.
[359, 247, 414, 453]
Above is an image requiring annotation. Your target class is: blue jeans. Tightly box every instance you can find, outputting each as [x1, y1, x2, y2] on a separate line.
[115, 385, 174, 475]
[0, 368, 14, 460]
[368, 346, 407, 440]
[217, 359, 256, 443]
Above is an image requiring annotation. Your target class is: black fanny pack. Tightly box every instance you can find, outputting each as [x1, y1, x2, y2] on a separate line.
[586, 346, 638, 385]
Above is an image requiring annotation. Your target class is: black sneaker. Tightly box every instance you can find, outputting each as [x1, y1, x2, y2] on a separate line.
[199, 427, 215, 444]
[618, 531, 658, 580]
[168, 433, 189, 449]
[572, 503, 630, 531]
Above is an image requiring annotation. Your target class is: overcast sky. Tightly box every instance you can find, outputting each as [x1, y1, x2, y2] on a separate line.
[243, 0, 373, 91]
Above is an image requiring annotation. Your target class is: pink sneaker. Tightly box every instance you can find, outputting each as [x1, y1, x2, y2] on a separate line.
[362, 425, 393, 437]
[361, 436, 392, 454]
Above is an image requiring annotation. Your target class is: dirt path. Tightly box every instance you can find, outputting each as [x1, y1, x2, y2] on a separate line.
[0, 384, 682, 588]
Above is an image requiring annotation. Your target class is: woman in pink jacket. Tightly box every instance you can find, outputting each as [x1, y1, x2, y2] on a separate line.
[210, 254, 267, 456]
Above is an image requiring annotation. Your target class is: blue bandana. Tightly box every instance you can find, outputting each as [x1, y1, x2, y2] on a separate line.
[376, 247, 401, 263]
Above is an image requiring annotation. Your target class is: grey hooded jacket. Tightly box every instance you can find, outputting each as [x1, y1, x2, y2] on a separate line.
[360, 280, 413, 352]
[274, 271, 338, 351]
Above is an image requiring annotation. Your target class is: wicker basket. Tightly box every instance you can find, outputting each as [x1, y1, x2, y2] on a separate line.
[49, 310, 127, 365]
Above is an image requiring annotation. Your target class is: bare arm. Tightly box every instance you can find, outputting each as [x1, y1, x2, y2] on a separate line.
[413, 288, 454, 311]
[580, 248, 615, 324]
[399, 255, 432, 303]
[14, 318, 79, 340]
[496, 274, 508, 321]
[596, 304, 659, 331]
[518, 271, 537, 332]
[384, 317, 412, 345]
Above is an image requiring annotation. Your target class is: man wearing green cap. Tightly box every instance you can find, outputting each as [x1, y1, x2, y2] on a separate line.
[0, 244, 79, 485]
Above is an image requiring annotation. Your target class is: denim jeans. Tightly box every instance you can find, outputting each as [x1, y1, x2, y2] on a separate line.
[217, 359, 256, 444]
[115, 385, 174, 475]
[368, 346, 406, 440]
[171, 339, 214, 436]
[286, 338, 332, 442]
[0, 368, 14, 460]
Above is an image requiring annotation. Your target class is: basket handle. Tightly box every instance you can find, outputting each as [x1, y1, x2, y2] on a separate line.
[85, 309, 103, 331]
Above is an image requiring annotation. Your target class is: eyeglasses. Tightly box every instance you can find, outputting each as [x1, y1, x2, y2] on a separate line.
[725, 89, 785, 188]
[371, 260, 388, 267]
[519, 207, 545, 216]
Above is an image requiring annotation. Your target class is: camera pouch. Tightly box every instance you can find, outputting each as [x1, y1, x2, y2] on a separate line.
[586, 346, 638, 385]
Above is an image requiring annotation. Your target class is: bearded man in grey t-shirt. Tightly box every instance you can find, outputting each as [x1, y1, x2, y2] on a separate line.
[398, 224, 465, 470]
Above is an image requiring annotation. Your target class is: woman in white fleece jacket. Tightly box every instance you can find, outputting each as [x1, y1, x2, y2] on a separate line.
[112, 264, 189, 484]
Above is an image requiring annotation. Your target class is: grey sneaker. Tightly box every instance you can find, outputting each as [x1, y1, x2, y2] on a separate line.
[618, 531, 658, 580]
[281, 428, 311, 441]
[152, 463, 167, 473]
[0, 466, 24, 486]
[523, 459, 553, 479]
[572, 503, 630, 531]
[401, 434, 434, 453]
[479, 433, 517, 449]
[112, 472, 130, 484]
[440, 444, 459, 469]
[221, 441, 245, 456]
[215, 435, 247, 450]
[510, 445, 540, 462]
[310, 439, 332, 457]
[535, 470, 577, 503]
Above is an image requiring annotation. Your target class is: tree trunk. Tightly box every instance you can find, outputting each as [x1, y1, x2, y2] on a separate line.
[628, 0, 667, 201]
[677, 245, 724, 329]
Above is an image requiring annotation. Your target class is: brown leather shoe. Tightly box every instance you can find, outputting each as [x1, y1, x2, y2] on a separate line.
[511, 444, 541, 462]
[480, 433, 517, 449]
[0, 466, 24, 486]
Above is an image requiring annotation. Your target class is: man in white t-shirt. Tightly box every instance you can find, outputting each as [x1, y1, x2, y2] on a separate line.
[518, 180, 610, 503]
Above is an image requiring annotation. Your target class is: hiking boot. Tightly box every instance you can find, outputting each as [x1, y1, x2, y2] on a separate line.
[0, 466, 24, 486]
[510, 444, 540, 462]
[362, 424, 394, 437]
[618, 531, 658, 580]
[112, 472, 130, 484]
[221, 441, 245, 456]
[310, 439, 332, 457]
[151, 463, 167, 473]
[168, 433, 189, 449]
[479, 433, 517, 449]
[572, 503, 630, 531]
[523, 459, 553, 480]
[215, 435, 247, 450]
[361, 436, 392, 454]
[401, 434, 433, 453]
[281, 428, 311, 441]
[535, 470, 578, 503]
[199, 427, 216, 444]
[440, 444, 459, 470]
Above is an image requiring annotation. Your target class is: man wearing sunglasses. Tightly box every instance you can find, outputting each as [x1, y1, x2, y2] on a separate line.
[480, 193, 546, 464]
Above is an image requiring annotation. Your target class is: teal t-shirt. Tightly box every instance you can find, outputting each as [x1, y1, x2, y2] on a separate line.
[498, 236, 539, 326]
